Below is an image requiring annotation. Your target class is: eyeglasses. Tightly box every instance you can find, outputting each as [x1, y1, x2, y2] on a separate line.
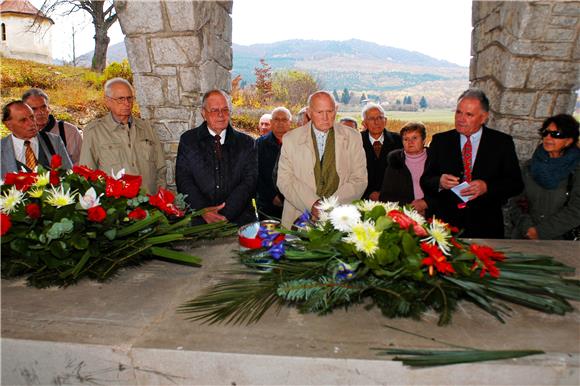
[540, 129, 569, 139]
[107, 96, 134, 104]
[365, 116, 385, 122]
[206, 108, 230, 116]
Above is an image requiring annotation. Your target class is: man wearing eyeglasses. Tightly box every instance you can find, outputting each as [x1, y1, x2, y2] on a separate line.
[421, 88, 523, 238]
[79, 77, 166, 194]
[175, 89, 257, 225]
[360, 103, 402, 201]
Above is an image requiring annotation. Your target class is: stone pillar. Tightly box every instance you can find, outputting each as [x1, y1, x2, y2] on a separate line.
[114, 0, 233, 186]
[471, 1, 580, 161]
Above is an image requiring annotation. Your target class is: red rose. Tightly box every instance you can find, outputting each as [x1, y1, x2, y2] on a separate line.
[50, 154, 62, 169]
[0, 213, 12, 236]
[3, 172, 37, 191]
[87, 206, 107, 223]
[25, 203, 41, 219]
[413, 223, 428, 237]
[128, 207, 147, 220]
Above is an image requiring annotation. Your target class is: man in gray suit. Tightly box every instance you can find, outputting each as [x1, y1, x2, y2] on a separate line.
[1, 101, 72, 178]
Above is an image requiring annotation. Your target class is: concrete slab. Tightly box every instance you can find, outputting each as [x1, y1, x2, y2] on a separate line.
[2, 238, 579, 385]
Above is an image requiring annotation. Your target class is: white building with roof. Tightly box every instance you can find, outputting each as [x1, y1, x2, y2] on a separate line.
[0, 0, 53, 63]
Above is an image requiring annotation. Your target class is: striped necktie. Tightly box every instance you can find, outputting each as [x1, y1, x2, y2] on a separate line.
[24, 140, 37, 170]
[462, 136, 472, 182]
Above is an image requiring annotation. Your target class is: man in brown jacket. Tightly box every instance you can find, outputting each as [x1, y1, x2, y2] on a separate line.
[79, 78, 166, 194]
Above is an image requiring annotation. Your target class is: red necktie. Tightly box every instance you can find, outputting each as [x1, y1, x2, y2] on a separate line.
[373, 141, 382, 158]
[24, 140, 38, 170]
[462, 136, 472, 182]
[214, 134, 222, 160]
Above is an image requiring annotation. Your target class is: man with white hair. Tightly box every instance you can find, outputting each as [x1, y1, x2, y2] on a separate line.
[360, 102, 402, 200]
[277, 91, 367, 228]
[258, 113, 272, 136]
[256, 106, 292, 219]
[79, 77, 166, 193]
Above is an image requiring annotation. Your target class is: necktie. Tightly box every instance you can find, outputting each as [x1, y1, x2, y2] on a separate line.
[214, 134, 222, 160]
[24, 140, 37, 170]
[373, 140, 382, 158]
[462, 136, 472, 182]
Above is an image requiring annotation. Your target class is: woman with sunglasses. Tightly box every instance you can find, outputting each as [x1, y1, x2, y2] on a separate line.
[513, 114, 580, 240]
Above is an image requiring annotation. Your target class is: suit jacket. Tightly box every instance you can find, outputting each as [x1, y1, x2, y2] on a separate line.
[420, 126, 523, 238]
[361, 129, 402, 198]
[256, 131, 283, 219]
[1, 133, 72, 178]
[175, 122, 257, 226]
[277, 122, 367, 228]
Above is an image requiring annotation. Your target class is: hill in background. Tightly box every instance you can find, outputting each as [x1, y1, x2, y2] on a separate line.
[77, 38, 468, 95]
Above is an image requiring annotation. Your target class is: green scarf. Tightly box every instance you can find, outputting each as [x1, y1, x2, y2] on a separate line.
[311, 127, 340, 198]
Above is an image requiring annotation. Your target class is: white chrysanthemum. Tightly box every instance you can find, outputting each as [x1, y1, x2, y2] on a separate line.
[355, 199, 380, 212]
[376, 201, 401, 214]
[317, 196, 339, 212]
[344, 220, 380, 256]
[78, 187, 103, 209]
[0, 186, 25, 214]
[33, 171, 51, 187]
[422, 217, 452, 255]
[45, 185, 76, 208]
[329, 204, 361, 232]
[403, 207, 426, 225]
[318, 210, 330, 223]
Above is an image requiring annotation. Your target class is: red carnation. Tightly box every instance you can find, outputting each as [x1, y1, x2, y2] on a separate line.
[87, 206, 107, 223]
[128, 207, 147, 220]
[50, 154, 62, 169]
[3, 172, 37, 191]
[25, 203, 41, 219]
[49, 170, 60, 186]
[148, 188, 184, 217]
[0, 213, 12, 236]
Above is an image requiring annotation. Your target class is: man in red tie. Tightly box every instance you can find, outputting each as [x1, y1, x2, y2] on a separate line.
[420, 89, 523, 238]
[1, 101, 72, 178]
[360, 103, 402, 201]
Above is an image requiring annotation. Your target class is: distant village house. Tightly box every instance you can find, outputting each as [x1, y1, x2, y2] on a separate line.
[0, 0, 53, 64]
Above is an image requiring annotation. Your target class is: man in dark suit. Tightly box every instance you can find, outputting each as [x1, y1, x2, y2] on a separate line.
[360, 103, 402, 200]
[420, 88, 523, 238]
[175, 90, 257, 226]
[1, 101, 72, 178]
[256, 107, 291, 220]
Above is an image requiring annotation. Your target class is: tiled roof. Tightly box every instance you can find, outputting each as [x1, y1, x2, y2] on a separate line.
[0, 0, 54, 23]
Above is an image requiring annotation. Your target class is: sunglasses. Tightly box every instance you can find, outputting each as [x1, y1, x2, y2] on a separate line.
[540, 129, 569, 139]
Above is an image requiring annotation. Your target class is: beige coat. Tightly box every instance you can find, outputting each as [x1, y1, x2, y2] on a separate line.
[277, 122, 367, 228]
[79, 112, 167, 194]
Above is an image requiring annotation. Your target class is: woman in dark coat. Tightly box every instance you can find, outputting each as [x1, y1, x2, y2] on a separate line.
[513, 114, 580, 240]
[379, 122, 433, 216]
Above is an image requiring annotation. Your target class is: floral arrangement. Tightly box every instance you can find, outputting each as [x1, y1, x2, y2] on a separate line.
[180, 197, 580, 326]
[0, 155, 236, 288]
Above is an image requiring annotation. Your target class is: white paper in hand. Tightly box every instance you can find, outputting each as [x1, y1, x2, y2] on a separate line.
[451, 181, 471, 203]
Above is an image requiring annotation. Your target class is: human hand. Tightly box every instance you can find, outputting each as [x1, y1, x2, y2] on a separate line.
[439, 174, 461, 190]
[526, 226, 539, 240]
[272, 195, 283, 207]
[411, 198, 427, 216]
[459, 179, 488, 200]
[201, 202, 227, 223]
[369, 191, 380, 201]
[311, 199, 321, 221]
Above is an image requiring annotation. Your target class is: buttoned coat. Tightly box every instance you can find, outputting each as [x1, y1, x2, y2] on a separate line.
[277, 122, 367, 228]
[361, 129, 402, 198]
[1, 132, 72, 178]
[420, 126, 523, 238]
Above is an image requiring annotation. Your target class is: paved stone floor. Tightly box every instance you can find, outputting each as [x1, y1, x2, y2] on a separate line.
[1, 238, 579, 385]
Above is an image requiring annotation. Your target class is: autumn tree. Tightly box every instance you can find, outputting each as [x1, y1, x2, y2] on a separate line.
[254, 58, 273, 104]
[39, 0, 117, 72]
[271, 69, 320, 109]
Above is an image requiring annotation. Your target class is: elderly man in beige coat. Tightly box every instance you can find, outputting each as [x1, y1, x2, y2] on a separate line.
[277, 91, 367, 228]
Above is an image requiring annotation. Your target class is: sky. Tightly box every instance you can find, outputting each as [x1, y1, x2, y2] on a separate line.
[34, 0, 472, 67]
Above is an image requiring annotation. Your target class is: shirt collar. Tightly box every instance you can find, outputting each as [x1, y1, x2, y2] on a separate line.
[108, 112, 133, 129]
[368, 131, 384, 144]
[207, 127, 226, 144]
[460, 127, 483, 140]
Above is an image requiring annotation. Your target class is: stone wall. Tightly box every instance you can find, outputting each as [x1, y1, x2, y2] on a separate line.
[114, 0, 233, 185]
[471, 1, 580, 161]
